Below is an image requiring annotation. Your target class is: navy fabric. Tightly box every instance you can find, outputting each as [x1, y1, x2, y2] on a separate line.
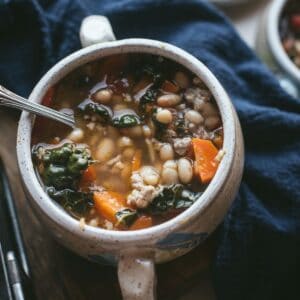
[1, 0, 299, 299]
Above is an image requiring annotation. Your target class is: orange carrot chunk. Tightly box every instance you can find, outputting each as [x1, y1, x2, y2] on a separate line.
[131, 149, 142, 172]
[130, 216, 153, 230]
[81, 165, 96, 184]
[94, 191, 126, 223]
[192, 138, 219, 184]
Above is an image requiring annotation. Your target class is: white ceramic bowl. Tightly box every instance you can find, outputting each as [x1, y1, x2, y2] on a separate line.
[17, 38, 244, 299]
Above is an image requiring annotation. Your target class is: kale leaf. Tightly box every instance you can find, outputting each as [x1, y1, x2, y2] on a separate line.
[33, 143, 93, 190]
[47, 187, 93, 216]
[174, 115, 188, 137]
[76, 98, 112, 123]
[115, 208, 138, 227]
[149, 184, 201, 214]
[140, 87, 159, 105]
[112, 114, 141, 128]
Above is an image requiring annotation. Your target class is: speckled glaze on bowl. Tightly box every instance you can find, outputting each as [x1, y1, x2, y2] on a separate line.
[17, 38, 244, 299]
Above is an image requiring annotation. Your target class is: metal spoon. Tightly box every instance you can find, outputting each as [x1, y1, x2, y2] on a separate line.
[0, 85, 75, 128]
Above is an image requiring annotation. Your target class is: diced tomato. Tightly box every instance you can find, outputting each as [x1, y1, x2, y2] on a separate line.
[130, 216, 153, 230]
[79, 165, 97, 188]
[291, 14, 300, 31]
[41, 87, 55, 107]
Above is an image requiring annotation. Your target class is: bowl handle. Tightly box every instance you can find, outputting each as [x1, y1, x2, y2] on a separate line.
[79, 15, 116, 47]
[118, 253, 156, 300]
[78, 17, 156, 299]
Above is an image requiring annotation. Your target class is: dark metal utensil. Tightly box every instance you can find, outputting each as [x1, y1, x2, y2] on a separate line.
[0, 157, 35, 300]
[0, 85, 75, 128]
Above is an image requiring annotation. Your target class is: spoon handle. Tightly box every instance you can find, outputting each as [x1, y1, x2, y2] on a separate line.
[0, 85, 75, 128]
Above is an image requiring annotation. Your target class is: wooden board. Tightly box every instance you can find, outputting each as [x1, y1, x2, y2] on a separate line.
[0, 108, 216, 300]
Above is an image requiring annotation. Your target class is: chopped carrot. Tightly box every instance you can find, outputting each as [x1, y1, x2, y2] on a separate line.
[131, 149, 142, 172]
[192, 138, 219, 184]
[94, 191, 126, 223]
[130, 216, 153, 230]
[80, 165, 96, 187]
[161, 80, 180, 93]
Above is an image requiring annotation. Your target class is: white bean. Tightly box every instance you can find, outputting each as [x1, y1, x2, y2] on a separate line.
[95, 138, 115, 162]
[94, 88, 113, 104]
[161, 160, 178, 184]
[140, 166, 160, 186]
[205, 116, 221, 130]
[177, 158, 193, 184]
[157, 94, 182, 107]
[117, 136, 133, 149]
[122, 126, 143, 138]
[175, 71, 190, 88]
[185, 110, 204, 125]
[201, 102, 218, 117]
[156, 109, 173, 124]
[163, 160, 177, 170]
[68, 128, 84, 142]
[159, 144, 174, 161]
[162, 168, 179, 185]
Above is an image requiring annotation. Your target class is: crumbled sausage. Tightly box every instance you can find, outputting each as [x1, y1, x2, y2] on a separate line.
[184, 87, 211, 103]
[127, 172, 160, 208]
[173, 137, 192, 155]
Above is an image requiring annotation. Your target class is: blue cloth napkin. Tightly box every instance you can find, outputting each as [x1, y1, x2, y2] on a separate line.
[1, 0, 299, 299]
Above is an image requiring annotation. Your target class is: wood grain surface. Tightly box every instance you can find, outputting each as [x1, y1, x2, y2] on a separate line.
[0, 108, 216, 300]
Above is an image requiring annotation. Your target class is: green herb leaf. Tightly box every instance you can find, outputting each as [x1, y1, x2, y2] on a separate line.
[140, 87, 158, 105]
[115, 208, 138, 227]
[47, 187, 93, 216]
[149, 184, 201, 214]
[33, 143, 93, 190]
[112, 114, 141, 128]
[76, 98, 112, 122]
[174, 116, 188, 137]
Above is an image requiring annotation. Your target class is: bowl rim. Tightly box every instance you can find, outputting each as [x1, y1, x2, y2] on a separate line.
[267, 0, 300, 83]
[17, 38, 237, 244]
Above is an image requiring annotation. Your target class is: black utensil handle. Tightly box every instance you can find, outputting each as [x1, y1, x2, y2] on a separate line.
[0, 157, 35, 299]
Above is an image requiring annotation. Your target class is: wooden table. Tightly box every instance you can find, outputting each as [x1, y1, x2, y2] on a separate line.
[0, 1, 272, 299]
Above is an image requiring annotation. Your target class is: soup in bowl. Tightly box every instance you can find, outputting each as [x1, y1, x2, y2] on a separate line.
[17, 38, 244, 299]
[31, 53, 224, 231]
[280, 0, 300, 68]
